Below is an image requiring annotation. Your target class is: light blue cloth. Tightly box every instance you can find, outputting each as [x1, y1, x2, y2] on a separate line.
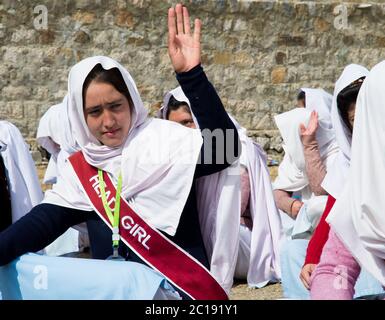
[280, 239, 385, 299]
[0, 253, 180, 300]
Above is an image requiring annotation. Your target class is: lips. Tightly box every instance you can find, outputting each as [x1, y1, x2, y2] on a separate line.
[103, 128, 120, 137]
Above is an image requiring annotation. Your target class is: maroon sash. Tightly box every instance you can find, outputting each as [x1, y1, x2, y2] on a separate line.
[69, 151, 228, 300]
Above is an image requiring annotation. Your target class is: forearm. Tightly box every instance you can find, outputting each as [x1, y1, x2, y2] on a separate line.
[273, 189, 295, 215]
[303, 139, 327, 196]
[0, 204, 92, 266]
[176, 65, 240, 177]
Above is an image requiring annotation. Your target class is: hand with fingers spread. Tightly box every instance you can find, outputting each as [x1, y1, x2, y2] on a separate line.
[300, 110, 318, 145]
[168, 3, 201, 73]
[300, 263, 316, 290]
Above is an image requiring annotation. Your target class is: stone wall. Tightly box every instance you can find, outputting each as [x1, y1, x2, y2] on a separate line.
[1, 0, 385, 162]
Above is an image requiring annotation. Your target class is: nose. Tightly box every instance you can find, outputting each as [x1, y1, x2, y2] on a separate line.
[102, 109, 116, 129]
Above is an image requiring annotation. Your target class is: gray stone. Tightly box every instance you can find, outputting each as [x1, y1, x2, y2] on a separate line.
[2, 0, 385, 163]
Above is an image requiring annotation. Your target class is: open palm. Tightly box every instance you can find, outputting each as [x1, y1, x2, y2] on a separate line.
[168, 4, 201, 73]
[300, 111, 318, 137]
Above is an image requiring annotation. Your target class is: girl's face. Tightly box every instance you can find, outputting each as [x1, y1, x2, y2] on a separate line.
[84, 81, 131, 147]
[168, 107, 196, 129]
[348, 102, 356, 130]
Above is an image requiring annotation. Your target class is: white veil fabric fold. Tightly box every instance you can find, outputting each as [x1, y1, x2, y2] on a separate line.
[161, 87, 283, 290]
[36, 95, 78, 184]
[37, 96, 89, 256]
[44, 56, 203, 236]
[300, 88, 333, 125]
[327, 61, 385, 286]
[321, 64, 369, 199]
[273, 106, 338, 193]
[0, 121, 43, 222]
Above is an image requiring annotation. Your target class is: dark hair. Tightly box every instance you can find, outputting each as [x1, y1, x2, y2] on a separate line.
[297, 90, 305, 101]
[82, 63, 133, 109]
[336, 77, 365, 133]
[165, 95, 191, 119]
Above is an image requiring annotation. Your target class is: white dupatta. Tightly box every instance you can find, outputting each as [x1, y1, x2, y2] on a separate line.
[327, 60, 385, 286]
[321, 64, 369, 199]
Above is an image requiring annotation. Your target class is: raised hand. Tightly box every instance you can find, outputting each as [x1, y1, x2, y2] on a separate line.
[300, 110, 318, 145]
[300, 110, 318, 136]
[168, 4, 201, 73]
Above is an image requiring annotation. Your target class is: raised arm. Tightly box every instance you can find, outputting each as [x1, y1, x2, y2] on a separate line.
[300, 111, 327, 196]
[168, 4, 240, 177]
[168, 4, 201, 73]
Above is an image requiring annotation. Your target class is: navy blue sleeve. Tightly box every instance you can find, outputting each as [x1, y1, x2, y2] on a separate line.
[176, 65, 240, 178]
[0, 204, 93, 266]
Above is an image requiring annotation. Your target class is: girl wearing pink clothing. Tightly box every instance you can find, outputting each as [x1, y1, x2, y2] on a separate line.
[310, 61, 385, 299]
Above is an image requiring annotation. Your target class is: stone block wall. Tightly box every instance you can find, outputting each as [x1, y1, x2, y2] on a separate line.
[1, 0, 385, 162]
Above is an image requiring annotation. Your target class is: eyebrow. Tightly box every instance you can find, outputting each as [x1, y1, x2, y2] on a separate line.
[85, 99, 124, 111]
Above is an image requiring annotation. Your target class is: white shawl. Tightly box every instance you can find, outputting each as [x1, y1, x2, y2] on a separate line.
[0, 121, 43, 222]
[273, 107, 338, 194]
[44, 56, 203, 236]
[36, 95, 78, 184]
[327, 60, 385, 286]
[321, 64, 369, 199]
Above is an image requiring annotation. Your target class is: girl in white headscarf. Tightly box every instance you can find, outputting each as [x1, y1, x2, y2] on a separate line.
[36, 95, 78, 185]
[310, 60, 385, 299]
[274, 89, 340, 298]
[290, 65, 382, 299]
[0, 4, 238, 300]
[160, 87, 282, 291]
[273, 89, 338, 239]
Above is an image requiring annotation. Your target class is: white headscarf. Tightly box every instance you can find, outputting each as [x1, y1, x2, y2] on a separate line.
[327, 60, 385, 286]
[36, 95, 78, 184]
[301, 88, 333, 126]
[321, 64, 369, 199]
[44, 56, 203, 236]
[273, 106, 338, 194]
[37, 95, 78, 156]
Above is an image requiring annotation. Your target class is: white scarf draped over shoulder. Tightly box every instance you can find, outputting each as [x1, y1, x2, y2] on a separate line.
[301, 88, 333, 125]
[273, 91, 339, 239]
[37, 95, 78, 184]
[327, 60, 385, 286]
[321, 64, 369, 199]
[44, 56, 203, 236]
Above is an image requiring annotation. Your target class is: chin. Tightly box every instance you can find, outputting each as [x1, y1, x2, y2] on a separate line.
[102, 139, 124, 148]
